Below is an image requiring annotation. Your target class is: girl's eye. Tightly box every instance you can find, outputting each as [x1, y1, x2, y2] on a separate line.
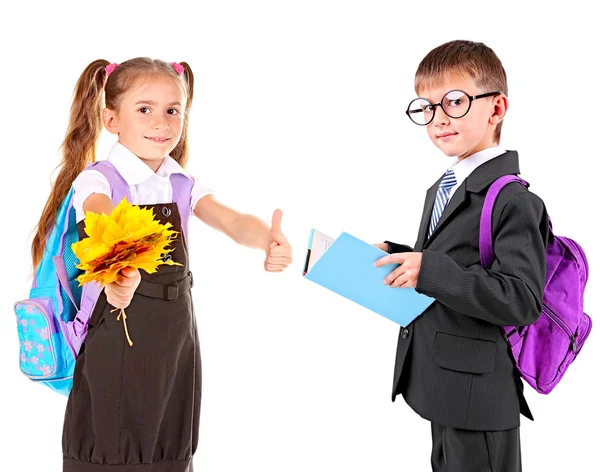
[139, 107, 151, 114]
[167, 108, 180, 115]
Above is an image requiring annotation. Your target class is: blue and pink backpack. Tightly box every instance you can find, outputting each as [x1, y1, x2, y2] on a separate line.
[480, 175, 592, 394]
[14, 161, 193, 395]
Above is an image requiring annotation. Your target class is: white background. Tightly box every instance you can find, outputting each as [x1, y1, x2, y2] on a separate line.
[1, 1, 598, 471]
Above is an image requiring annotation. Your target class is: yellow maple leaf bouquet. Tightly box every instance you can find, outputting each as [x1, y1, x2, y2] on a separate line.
[72, 198, 181, 346]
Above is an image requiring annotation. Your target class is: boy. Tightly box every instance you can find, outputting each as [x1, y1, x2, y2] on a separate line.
[374, 40, 549, 471]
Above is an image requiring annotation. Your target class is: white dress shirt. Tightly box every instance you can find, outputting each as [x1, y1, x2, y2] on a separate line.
[447, 146, 506, 201]
[72, 141, 213, 223]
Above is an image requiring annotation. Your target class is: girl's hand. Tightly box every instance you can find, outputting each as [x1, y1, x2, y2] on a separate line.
[264, 209, 292, 272]
[374, 252, 423, 288]
[105, 267, 142, 309]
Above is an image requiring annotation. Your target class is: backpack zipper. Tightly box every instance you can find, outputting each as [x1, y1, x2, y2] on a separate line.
[542, 303, 577, 352]
[575, 314, 592, 353]
[550, 237, 590, 352]
[562, 237, 589, 285]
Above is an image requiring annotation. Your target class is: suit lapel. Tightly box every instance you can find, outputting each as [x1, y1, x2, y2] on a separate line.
[413, 150, 522, 251]
[423, 183, 468, 248]
[414, 182, 439, 251]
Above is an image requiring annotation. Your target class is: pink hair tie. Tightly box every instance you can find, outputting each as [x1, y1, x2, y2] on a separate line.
[105, 62, 119, 78]
[172, 62, 185, 76]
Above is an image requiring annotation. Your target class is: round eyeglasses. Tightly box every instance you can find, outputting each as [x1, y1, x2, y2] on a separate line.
[406, 90, 501, 126]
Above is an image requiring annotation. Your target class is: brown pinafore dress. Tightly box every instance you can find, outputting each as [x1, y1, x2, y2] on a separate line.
[62, 202, 201, 472]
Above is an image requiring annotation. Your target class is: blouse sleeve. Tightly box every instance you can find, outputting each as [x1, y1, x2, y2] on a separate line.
[190, 176, 214, 212]
[72, 169, 111, 223]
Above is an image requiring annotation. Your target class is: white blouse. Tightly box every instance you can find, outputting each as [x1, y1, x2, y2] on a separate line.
[72, 141, 213, 223]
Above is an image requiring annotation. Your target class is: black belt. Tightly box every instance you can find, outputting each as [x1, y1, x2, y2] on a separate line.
[136, 271, 194, 301]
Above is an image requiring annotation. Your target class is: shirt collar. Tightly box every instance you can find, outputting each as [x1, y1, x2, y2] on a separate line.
[108, 141, 189, 185]
[156, 154, 189, 179]
[449, 146, 506, 188]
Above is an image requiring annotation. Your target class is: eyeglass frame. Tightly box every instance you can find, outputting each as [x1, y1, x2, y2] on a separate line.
[405, 90, 502, 126]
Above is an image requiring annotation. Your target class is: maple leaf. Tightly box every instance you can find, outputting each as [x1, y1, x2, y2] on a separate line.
[71, 198, 183, 346]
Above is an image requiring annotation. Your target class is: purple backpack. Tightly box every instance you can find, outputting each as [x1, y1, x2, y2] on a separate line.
[480, 175, 592, 394]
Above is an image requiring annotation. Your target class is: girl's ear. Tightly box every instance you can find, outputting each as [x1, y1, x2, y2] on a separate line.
[102, 108, 119, 135]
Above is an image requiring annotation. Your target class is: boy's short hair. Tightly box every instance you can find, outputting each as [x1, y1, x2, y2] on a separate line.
[415, 40, 507, 143]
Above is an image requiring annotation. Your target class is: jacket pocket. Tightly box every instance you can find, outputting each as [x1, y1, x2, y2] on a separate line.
[433, 332, 496, 374]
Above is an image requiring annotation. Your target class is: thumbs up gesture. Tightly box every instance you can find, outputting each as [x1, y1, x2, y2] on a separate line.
[264, 209, 292, 272]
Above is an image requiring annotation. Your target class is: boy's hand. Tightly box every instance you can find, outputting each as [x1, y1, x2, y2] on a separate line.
[264, 209, 292, 272]
[373, 243, 389, 253]
[374, 252, 423, 288]
[105, 267, 142, 309]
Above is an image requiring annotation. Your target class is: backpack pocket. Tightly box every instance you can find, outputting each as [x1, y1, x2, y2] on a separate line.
[14, 297, 60, 379]
[516, 303, 590, 393]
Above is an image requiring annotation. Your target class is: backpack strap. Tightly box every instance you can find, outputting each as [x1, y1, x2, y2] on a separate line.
[53, 188, 83, 313]
[479, 175, 529, 269]
[479, 175, 531, 346]
[169, 172, 194, 246]
[54, 255, 78, 310]
[67, 161, 132, 354]
[89, 160, 133, 203]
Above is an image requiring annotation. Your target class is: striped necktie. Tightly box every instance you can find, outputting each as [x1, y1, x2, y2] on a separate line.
[428, 168, 457, 238]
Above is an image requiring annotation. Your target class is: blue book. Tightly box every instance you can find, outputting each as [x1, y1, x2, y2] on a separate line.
[303, 229, 435, 326]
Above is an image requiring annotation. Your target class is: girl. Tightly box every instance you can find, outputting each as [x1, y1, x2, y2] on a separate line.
[30, 57, 293, 472]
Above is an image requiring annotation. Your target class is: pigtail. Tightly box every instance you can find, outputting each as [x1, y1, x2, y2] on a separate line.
[31, 59, 110, 272]
[170, 61, 194, 169]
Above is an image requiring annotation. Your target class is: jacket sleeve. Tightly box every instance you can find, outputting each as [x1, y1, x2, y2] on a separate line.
[414, 191, 549, 326]
[384, 241, 413, 253]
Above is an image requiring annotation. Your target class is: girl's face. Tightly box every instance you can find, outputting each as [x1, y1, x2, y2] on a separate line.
[103, 76, 186, 170]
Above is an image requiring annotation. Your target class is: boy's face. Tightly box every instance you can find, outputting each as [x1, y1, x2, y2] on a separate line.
[416, 72, 506, 161]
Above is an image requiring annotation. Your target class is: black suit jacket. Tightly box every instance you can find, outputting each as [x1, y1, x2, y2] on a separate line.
[386, 151, 549, 431]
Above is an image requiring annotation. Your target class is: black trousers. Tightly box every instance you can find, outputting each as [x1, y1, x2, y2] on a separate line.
[431, 423, 521, 472]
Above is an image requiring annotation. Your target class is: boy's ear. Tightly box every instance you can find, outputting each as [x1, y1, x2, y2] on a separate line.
[102, 108, 119, 135]
[489, 94, 509, 126]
